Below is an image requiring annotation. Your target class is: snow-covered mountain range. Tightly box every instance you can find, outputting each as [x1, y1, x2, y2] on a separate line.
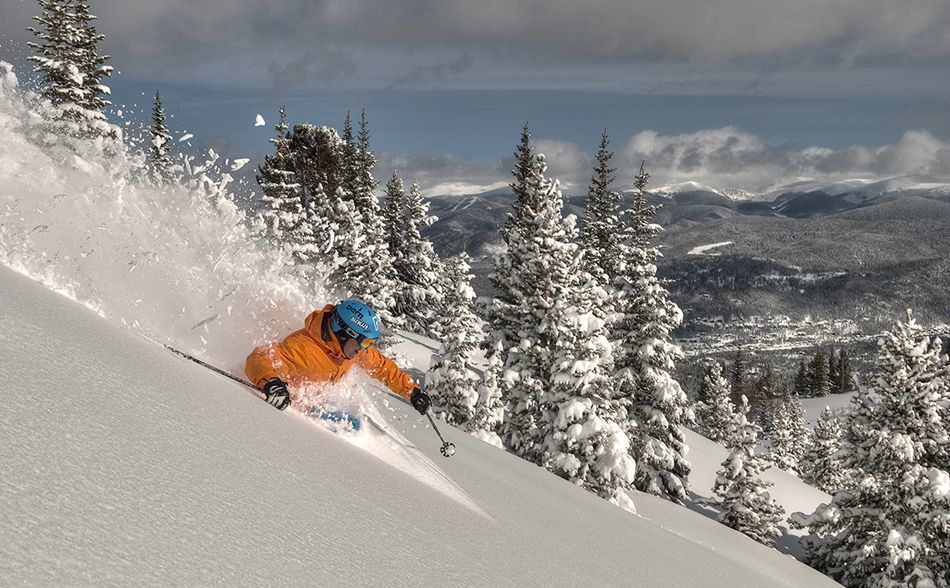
[654, 174, 950, 201]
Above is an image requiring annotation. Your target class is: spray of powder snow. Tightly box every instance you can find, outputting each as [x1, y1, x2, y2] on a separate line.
[0, 62, 329, 375]
[291, 371, 487, 515]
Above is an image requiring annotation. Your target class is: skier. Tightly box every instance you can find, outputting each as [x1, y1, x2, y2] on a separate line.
[245, 299, 431, 415]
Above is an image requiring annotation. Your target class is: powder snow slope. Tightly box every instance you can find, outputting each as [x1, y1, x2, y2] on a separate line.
[0, 264, 840, 586]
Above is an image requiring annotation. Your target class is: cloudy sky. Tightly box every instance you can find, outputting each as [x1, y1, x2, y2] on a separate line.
[3, 0, 950, 194]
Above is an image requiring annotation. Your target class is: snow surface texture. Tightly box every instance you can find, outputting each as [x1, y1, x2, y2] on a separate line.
[0, 265, 840, 586]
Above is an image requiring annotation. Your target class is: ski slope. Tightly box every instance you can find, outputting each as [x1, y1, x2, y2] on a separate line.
[0, 262, 842, 586]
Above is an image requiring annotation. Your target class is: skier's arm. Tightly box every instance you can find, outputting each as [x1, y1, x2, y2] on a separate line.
[356, 347, 416, 401]
[245, 343, 284, 388]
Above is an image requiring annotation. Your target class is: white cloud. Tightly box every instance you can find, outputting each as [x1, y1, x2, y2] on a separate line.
[535, 139, 590, 191]
[619, 128, 950, 193]
[376, 128, 950, 198]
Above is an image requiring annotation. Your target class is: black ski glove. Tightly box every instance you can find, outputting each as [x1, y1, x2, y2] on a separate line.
[410, 387, 431, 415]
[261, 378, 291, 411]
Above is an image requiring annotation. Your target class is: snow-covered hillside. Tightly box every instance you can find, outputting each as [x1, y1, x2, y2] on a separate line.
[0, 264, 843, 586]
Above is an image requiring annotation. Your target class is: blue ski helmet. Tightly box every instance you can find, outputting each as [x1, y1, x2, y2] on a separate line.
[329, 299, 381, 349]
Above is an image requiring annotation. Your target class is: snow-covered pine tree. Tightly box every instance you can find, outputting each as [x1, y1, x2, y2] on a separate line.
[427, 253, 481, 426]
[256, 108, 304, 244]
[713, 396, 786, 546]
[828, 349, 840, 392]
[340, 112, 359, 201]
[393, 181, 443, 336]
[487, 127, 624, 481]
[582, 130, 622, 286]
[146, 90, 174, 185]
[612, 161, 692, 502]
[542, 274, 637, 512]
[27, 0, 113, 138]
[794, 359, 809, 398]
[802, 406, 847, 494]
[808, 350, 831, 397]
[70, 1, 111, 115]
[492, 144, 575, 464]
[290, 124, 365, 289]
[382, 171, 407, 268]
[27, 1, 74, 107]
[730, 349, 748, 405]
[787, 393, 808, 468]
[331, 112, 399, 328]
[836, 349, 855, 394]
[292, 123, 345, 203]
[769, 393, 807, 475]
[792, 311, 950, 586]
[467, 339, 505, 447]
[484, 124, 536, 367]
[694, 361, 737, 445]
[632, 159, 651, 205]
[749, 363, 776, 427]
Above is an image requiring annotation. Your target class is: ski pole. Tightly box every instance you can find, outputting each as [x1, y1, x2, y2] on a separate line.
[426, 412, 456, 458]
[163, 344, 267, 400]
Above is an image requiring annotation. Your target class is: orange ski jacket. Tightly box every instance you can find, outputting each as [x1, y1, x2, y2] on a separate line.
[245, 305, 416, 401]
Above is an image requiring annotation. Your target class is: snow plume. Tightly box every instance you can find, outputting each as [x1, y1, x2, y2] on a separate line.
[0, 64, 326, 374]
[621, 126, 950, 194]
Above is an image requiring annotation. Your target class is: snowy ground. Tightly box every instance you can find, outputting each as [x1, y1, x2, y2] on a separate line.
[0, 265, 841, 586]
[0, 64, 838, 586]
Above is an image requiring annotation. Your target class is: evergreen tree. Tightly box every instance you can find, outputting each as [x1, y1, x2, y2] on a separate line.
[146, 90, 174, 185]
[393, 180, 442, 336]
[467, 339, 505, 447]
[794, 359, 810, 398]
[70, 1, 111, 114]
[292, 123, 345, 204]
[749, 363, 775, 427]
[483, 125, 545, 456]
[485, 124, 536, 367]
[487, 127, 631, 507]
[382, 171, 407, 265]
[730, 350, 748, 405]
[612, 160, 692, 502]
[256, 108, 304, 244]
[581, 130, 622, 285]
[342, 112, 399, 328]
[769, 393, 807, 475]
[427, 253, 482, 426]
[289, 124, 371, 294]
[837, 349, 855, 394]
[340, 112, 359, 199]
[494, 147, 587, 464]
[792, 311, 950, 586]
[694, 361, 737, 445]
[27, 0, 113, 138]
[828, 349, 840, 392]
[542, 276, 637, 512]
[808, 350, 831, 397]
[802, 406, 847, 494]
[712, 396, 786, 547]
[633, 159, 651, 198]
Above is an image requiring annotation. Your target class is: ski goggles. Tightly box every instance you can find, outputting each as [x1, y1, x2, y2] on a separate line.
[341, 325, 377, 349]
